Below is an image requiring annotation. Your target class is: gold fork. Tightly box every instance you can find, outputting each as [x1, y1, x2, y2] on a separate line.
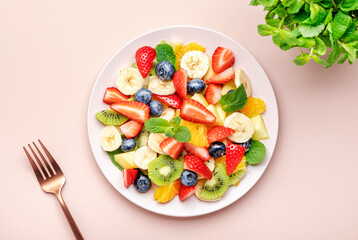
[23, 139, 84, 240]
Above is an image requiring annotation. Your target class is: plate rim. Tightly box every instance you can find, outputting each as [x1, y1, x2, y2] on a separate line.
[87, 25, 279, 217]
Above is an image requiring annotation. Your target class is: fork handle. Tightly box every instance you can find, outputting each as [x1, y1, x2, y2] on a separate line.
[55, 192, 84, 240]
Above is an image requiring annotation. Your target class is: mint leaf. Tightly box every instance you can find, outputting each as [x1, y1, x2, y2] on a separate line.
[312, 55, 327, 66]
[340, 0, 358, 12]
[144, 117, 171, 133]
[287, 0, 304, 14]
[245, 140, 266, 165]
[155, 43, 177, 70]
[219, 84, 248, 113]
[314, 36, 327, 55]
[293, 53, 311, 66]
[331, 11, 352, 42]
[298, 37, 316, 48]
[165, 127, 176, 138]
[325, 42, 342, 68]
[278, 29, 299, 46]
[107, 148, 123, 171]
[173, 125, 191, 143]
[258, 24, 277, 36]
[298, 24, 325, 38]
[308, 3, 327, 25]
[170, 116, 181, 127]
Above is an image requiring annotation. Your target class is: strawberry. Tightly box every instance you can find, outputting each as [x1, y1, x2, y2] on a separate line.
[212, 47, 235, 73]
[179, 185, 196, 201]
[154, 94, 183, 109]
[205, 83, 222, 105]
[184, 143, 210, 161]
[207, 126, 236, 144]
[122, 169, 138, 188]
[173, 68, 188, 100]
[103, 87, 129, 104]
[205, 67, 235, 84]
[180, 98, 216, 124]
[226, 144, 245, 175]
[119, 120, 143, 139]
[135, 46, 156, 78]
[110, 101, 149, 124]
[159, 137, 185, 159]
[184, 155, 212, 180]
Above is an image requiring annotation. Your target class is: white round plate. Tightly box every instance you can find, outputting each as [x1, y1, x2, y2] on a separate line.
[88, 26, 279, 217]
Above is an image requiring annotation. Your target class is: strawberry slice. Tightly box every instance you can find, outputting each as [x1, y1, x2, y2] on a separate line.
[173, 68, 188, 100]
[154, 94, 183, 109]
[212, 47, 235, 73]
[103, 87, 129, 104]
[184, 143, 210, 161]
[226, 144, 245, 175]
[179, 185, 196, 201]
[135, 46, 156, 78]
[110, 101, 149, 124]
[205, 83, 222, 105]
[206, 67, 235, 84]
[122, 169, 138, 188]
[184, 155, 212, 180]
[180, 98, 216, 124]
[159, 137, 185, 159]
[119, 120, 143, 139]
[207, 126, 236, 144]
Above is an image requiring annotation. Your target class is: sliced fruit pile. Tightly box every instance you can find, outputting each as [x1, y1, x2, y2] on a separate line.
[96, 40, 270, 203]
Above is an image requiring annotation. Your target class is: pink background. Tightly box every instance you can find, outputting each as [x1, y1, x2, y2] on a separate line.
[1, 0, 358, 239]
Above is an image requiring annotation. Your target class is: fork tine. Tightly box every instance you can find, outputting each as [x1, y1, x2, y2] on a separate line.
[33, 141, 55, 176]
[38, 139, 63, 174]
[28, 144, 49, 178]
[23, 147, 45, 181]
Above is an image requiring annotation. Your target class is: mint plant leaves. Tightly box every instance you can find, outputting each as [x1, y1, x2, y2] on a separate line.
[245, 140, 266, 165]
[219, 84, 247, 113]
[251, 0, 358, 67]
[144, 117, 191, 143]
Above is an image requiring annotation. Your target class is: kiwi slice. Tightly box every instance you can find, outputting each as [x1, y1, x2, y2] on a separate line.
[197, 163, 229, 201]
[148, 155, 183, 186]
[137, 128, 150, 148]
[96, 109, 128, 126]
[228, 167, 247, 186]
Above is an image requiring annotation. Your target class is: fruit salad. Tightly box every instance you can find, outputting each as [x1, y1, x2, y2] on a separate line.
[96, 40, 270, 203]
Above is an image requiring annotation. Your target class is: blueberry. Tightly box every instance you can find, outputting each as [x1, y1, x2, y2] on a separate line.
[227, 89, 234, 94]
[155, 61, 175, 81]
[135, 88, 152, 104]
[235, 139, 251, 153]
[187, 79, 205, 95]
[121, 138, 136, 152]
[134, 174, 151, 193]
[148, 100, 163, 116]
[181, 170, 198, 187]
[208, 141, 226, 158]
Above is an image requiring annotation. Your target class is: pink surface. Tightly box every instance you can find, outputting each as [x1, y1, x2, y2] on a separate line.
[1, 0, 357, 239]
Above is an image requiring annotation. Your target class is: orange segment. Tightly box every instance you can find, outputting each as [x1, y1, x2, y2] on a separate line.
[153, 180, 181, 203]
[239, 97, 266, 117]
[181, 119, 209, 147]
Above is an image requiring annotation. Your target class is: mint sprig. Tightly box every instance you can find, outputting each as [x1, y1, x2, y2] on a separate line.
[219, 84, 247, 113]
[245, 140, 266, 165]
[144, 117, 191, 143]
[251, 0, 358, 67]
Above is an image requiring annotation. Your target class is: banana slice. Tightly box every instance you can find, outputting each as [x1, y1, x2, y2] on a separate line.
[147, 133, 167, 154]
[234, 69, 252, 97]
[116, 67, 144, 95]
[181, 51, 209, 79]
[148, 76, 175, 95]
[100, 126, 122, 151]
[134, 146, 157, 170]
[223, 112, 254, 143]
[159, 107, 175, 122]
